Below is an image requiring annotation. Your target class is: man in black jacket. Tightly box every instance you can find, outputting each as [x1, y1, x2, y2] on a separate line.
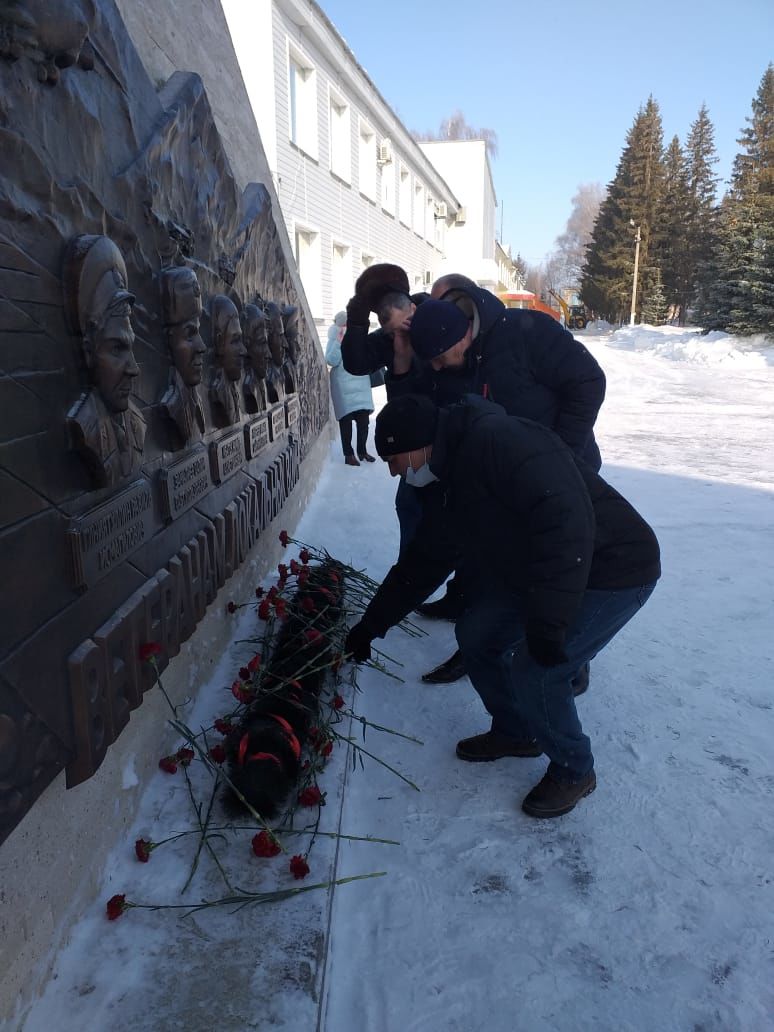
[345, 394, 660, 818]
[343, 269, 606, 685]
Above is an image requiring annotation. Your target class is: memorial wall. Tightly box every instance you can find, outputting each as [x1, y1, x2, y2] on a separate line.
[0, 0, 330, 850]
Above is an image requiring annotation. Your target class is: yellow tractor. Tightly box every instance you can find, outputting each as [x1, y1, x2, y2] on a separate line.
[547, 289, 589, 330]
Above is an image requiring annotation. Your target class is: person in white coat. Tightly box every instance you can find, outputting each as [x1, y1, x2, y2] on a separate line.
[325, 311, 375, 466]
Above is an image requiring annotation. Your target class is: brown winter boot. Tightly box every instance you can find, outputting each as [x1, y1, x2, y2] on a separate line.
[456, 730, 543, 762]
[521, 770, 596, 818]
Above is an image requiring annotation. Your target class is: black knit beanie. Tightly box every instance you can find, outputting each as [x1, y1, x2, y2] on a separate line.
[374, 394, 439, 457]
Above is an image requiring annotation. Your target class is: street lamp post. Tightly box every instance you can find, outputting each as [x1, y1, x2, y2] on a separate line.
[629, 221, 641, 326]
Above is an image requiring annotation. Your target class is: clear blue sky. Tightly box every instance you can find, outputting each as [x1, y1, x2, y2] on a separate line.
[319, 0, 773, 265]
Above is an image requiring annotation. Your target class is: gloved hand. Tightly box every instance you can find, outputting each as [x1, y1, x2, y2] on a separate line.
[345, 622, 373, 663]
[526, 634, 569, 668]
[346, 294, 371, 327]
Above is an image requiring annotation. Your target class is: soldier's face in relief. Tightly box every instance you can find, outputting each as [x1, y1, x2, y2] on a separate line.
[93, 313, 139, 412]
[169, 297, 205, 386]
[221, 315, 246, 381]
[247, 326, 270, 379]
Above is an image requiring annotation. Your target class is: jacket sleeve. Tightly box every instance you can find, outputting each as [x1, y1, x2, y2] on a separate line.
[359, 488, 456, 637]
[341, 323, 395, 376]
[524, 314, 606, 457]
[324, 334, 342, 367]
[485, 419, 596, 641]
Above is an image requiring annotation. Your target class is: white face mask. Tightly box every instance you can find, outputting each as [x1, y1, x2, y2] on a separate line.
[404, 448, 438, 488]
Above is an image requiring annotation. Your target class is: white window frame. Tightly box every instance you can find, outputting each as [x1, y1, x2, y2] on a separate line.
[398, 163, 411, 227]
[293, 222, 322, 317]
[331, 241, 352, 313]
[358, 118, 376, 202]
[381, 157, 395, 215]
[288, 44, 318, 159]
[328, 87, 351, 183]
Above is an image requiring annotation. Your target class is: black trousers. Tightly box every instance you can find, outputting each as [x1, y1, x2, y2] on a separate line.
[338, 409, 370, 457]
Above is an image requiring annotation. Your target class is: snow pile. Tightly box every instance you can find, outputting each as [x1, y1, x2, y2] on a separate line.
[600, 324, 774, 368]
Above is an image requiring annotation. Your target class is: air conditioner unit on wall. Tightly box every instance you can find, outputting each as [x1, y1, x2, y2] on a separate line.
[434, 201, 447, 219]
[424, 270, 432, 285]
[454, 206, 467, 225]
[378, 139, 393, 164]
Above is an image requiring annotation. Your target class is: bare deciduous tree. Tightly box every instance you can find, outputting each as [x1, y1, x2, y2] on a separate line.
[550, 183, 605, 288]
[412, 109, 499, 159]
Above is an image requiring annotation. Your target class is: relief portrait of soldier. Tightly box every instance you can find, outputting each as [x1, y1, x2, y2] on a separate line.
[208, 294, 246, 427]
[65, 234, 146, 488]
[241, 302, 270, 414]
[262, 300, 287, 405]
[159, 264, 206, 447]
[280, 303, 299, 395]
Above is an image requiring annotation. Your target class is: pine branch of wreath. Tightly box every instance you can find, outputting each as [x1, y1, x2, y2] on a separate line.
[225, 559, 347, 817]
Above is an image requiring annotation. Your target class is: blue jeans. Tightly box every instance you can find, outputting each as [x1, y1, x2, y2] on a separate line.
[455, 583, 656, 782]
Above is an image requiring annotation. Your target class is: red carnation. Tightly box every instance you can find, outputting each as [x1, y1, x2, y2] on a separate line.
[176, 747, 194, 767]
[303, 628, 323, 646]
[329, 572, 339, 583]
[209, 744, 226, 764]
[106, 894, 128, 920]
[289, 559, 301, 576]
[258, 599, 271, 620]
[289, 854, 310, 880]
[274, 598, 287, 619]
[239, 666, 250, 681]
[267, 586, 278, 601]
[332, 694, 345, 710]
[279, 530, 290, 547]
[227, 601, 237, 614]
[300, 596, 316, 614]
[278, 563, 288, 579]
[248, 654, 261, 673]
[320, 741, 333, 759]
[299, 549, 310, 563]
[252, 830, 281, 858]
[214, 718, 232, 735]
[319, 587, 335, 603]
[297, 568, 309, 585]
[135, 838, 153, 862]
[138, 642, 162, 662]
[278, 575, 288, 590]
[232, 680, 251, 704]
[308, 726, 320, 743]
[158, 755, 178, 774]
[255, 586, 264, 598]
[298, 785, 324, 807]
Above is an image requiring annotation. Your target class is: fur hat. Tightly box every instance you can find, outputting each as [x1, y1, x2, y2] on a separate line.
[374, 394, 439, 457]
[409, 299, 469, 360]
[354, 263, 410, 312]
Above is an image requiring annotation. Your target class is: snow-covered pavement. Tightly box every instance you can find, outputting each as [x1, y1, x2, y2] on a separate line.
[18, 326, 774, 1032]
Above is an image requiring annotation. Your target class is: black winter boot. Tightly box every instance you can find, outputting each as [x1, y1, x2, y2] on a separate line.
[521, 770, 596, 818]
[456, 730, 543, 762]
[421, 648, 467, 684]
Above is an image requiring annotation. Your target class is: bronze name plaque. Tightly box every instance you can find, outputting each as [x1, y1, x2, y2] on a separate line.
[269, 403, 286, 441]
[209, 430, 246, 484]
[68, 480, 154, 588]
[244, 414, 271, 460]
[285, 395, 300, 428]
[159, 448, 212, 521]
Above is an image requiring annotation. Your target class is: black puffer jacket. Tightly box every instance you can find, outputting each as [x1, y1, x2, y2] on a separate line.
[390, 284, 605, 470]
[340, 291, 427, 382]
[360, 397, 660, 643]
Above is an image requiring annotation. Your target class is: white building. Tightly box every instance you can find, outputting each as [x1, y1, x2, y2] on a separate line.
[221, 0, 521, 330]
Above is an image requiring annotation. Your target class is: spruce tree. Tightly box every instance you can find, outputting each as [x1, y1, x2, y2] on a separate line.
[581, 98, 666, 322]
[684, 105, 720, 325]
[659, 136, 691, 319]
[702, 65, 774, 337]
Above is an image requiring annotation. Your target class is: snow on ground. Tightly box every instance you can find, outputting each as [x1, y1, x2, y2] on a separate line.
[17, 326, 774, 1032]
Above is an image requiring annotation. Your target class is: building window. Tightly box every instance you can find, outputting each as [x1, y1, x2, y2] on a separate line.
[294, 225, 321, 317]
[358, 120, 376, 201]
[331, 242, 352, 311]
[288, 46, 317, 158]
[413, 180, 424, 236]
[360, 252, 374, 273]
[329, 90, 351, 182]
[380, 156, 395, 215]
[398, 164, 411, 227]
[426, 194, 435, 242]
